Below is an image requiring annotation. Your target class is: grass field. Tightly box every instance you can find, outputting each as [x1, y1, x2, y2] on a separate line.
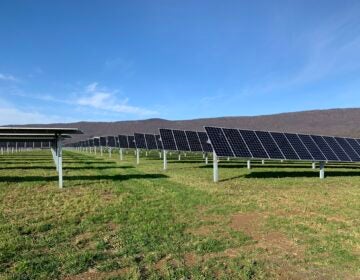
[0, 149, 359, 279]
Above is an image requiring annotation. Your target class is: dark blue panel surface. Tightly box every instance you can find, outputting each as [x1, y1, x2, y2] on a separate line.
[310, 135, 339, 161]
[270, 132, 299, 160]
[223, 128, 252, 158]
[159, 129, 177, 151]
[285, 133, 313, 160]
[322, 136, 351, 162]
[297, 134, 326, 161]
[238, 130, 268, 159]
[256, 131, 284, 159]
[204, 127, 234, 157]
[185, 131, 203, 152]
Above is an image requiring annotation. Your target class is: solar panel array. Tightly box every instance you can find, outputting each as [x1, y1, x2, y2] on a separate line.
[205, 126, 360, 163]
[159, 129, 213, 152]
[134, 133, 162, 150]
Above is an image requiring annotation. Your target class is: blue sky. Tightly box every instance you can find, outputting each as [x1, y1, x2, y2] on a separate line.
[1, 0, 360, 124]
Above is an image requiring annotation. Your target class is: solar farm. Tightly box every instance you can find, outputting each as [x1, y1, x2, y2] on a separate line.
[1, 126, 360, 279]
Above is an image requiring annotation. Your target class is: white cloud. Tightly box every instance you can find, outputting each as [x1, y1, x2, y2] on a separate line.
[77, 83, 158, 116]
[0, 73, 19, 82]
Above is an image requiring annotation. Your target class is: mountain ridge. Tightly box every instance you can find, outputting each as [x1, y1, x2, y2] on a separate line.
[7, 108, 360, 143]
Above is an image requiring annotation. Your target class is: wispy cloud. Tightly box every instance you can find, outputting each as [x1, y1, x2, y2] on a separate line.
[0, 73, 19, 82]
[243, 6, 360, 96]
[0, 99, 64, 125]
[76, 82, 158, 116]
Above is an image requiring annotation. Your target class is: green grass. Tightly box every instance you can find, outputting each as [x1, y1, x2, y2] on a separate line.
[0, 149, 359, 279]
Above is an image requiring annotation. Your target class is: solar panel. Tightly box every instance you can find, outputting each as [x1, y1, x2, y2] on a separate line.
[173, 130, 191, 151]
[127, 136, 136, 148]
[322, 136, 351, 162]
[223, 128, 252, 158]
[297, 134, 326, 161]
[256, 131, 284, 159]
[345, 138, 360, 158]
[89, 139, 94, 146]
[99, 137, 107, 146]
[334, 137, 360, 161]
[94, 137, 100, 147]
[284, 133, 313, 160]
[238, 130, 268, 159]
[198, 132, 213, 152]
[145, 134, 158, 150]
[310, 135, 339, 161]
[107, 136, 117, 147]
[185, 131, 203, 152]
[270, 132, 299, 160]
[155, 134, 163, 150]
[204, 127, 234, 157]
[159, 129, 177, 151]
[118, 135, 129, 148]
[134, 133, 147, 149]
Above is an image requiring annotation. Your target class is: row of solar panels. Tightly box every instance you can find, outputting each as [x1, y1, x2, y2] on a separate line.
[73, 130, 213, 153]
[0, 141, 52, 148]
[71, 126, 360, 163]
[204, 127, 360, 163]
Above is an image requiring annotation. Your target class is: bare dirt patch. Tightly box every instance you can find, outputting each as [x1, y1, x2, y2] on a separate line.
[231, 212, 304, 258]
[230, 212, 264, 236]
[63, 268, 129, 280]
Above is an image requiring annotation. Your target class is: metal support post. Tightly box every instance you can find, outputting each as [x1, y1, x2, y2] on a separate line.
[136, 149, 140, 164]
[247, 160, 251, 169]
[319, 162, 325, 179]
[213, 153, 219, 182]
[163, 150, 167, 170]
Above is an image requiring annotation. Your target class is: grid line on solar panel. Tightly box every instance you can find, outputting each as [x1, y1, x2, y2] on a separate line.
[127, 136, 136, 148]
[297, 134, 326, 161]
[322, 136, 351, 162]
[270, 132, 300, 160]
[223, 128, 252, 158]
[118, 135, 129, 148]
[334, 137, 360, 161]
[134, 133, 147, 149]
[159, 129, 178, 151]
[204, 127, 234, 157]
[155, 134, 163, 150]
[284, 133, 313, 160]
[185, 131, 203, 152]
[238, 130, 269, 159]
[310, 135, 339, 161]
[145, 134, 158, 150]
[198, 132, 213, 152]
[256, 131, 284, 159]
[344, 138, 360, 158]
[173, 130, 191, 151]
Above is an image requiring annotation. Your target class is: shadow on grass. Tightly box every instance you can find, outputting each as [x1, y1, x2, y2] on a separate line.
[200, 163, 360, 170]
[242, 170, 360, 179]
[0, 165, 134, 170]
[0, 173, 168, 183]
